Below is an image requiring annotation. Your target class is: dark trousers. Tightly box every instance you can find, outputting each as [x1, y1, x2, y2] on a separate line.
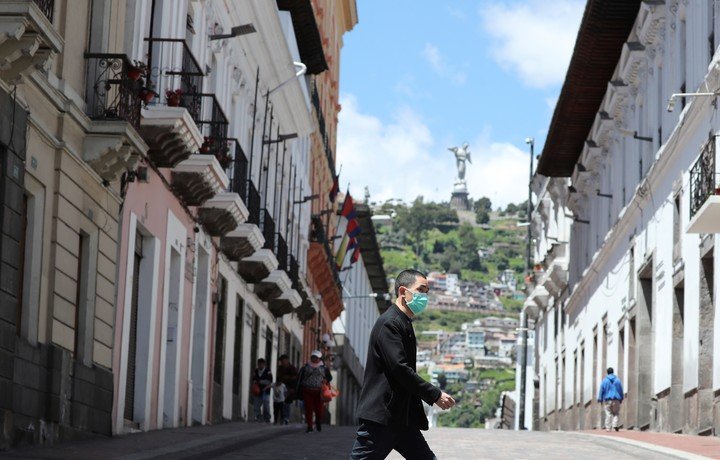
[350, 419, 436, 460]
[302, 388, 323, 428]
[273, 402, 284, 424]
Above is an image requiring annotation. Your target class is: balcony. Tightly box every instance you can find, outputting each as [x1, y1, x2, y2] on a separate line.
[688, 137, 720, 233]
[236, 180, 274, 283]
[138, 38, 204, 168]
[276, 234, 288, 271]
[268, 287, 302, 318]
[295, 279, 318, 323]
[254, 269, 292, 302]
[197, 192, 247, 237]
[82, 53, 148, 181]
[307, 215, 343, 318]
[0, 0, 63, 83]
[260, 209, 276, 252]
[170, 154, 227, 206]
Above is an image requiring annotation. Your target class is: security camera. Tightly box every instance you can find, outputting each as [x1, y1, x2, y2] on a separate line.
[525, 137, 534, 145]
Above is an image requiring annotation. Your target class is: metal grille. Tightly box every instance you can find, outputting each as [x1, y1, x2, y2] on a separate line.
[689, 137, 717, 219]
[246, 181, 262, 225]
[276, 234, 288, 271]
[84, 54, 142, 130]
[260, 209, 275, 251]
[33, 0, 54, 22]
[144, 38, 204, 123]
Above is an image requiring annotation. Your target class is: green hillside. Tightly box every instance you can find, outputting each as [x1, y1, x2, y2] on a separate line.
[374, 197, 528, 312]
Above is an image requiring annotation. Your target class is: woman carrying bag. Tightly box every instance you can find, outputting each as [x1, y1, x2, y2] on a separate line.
[296, 350, 332, 433]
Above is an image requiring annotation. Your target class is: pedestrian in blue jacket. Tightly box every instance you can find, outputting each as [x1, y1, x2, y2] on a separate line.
[597, 367, 624, 431]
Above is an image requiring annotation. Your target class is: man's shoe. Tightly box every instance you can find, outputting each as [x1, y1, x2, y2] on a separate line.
[316, 423, 322, 432]
[306, 426, 313, 433]
[614, 427, 619, 432]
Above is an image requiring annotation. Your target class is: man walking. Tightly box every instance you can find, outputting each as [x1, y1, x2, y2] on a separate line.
[597, 367, 624, 432]
[351, 269, 455, 459]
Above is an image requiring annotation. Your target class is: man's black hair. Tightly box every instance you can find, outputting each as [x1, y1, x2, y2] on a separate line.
[607, 367, 614, 374]
[394, 269, 427, 296]
[279, 354, 289, 361]
[257, 358, 266, 364]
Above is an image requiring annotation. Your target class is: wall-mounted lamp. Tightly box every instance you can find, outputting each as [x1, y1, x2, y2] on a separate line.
[263, 133, 298, 144]
[209, 23, 256, 41]
[294, 194, 320, 204]
[667, 91, 720, 112]
[618, 128, 653, 142]
[269, 62, 307, 95]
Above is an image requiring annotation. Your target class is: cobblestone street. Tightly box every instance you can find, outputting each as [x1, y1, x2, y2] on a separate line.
[6, 422, 719, 459]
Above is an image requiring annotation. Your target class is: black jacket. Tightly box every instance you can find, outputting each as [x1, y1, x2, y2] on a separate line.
[356, 304, 441, 430]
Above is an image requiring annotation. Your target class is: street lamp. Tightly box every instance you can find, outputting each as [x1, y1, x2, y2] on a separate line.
[518, 136, 534, 431]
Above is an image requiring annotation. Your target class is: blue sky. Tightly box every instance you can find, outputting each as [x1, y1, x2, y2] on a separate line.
[336, 0, 585, 208]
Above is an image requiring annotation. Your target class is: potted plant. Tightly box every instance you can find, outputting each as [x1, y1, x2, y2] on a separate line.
[138, 80, 158, 106]
[166, 88, 183, 107]
[127, 60, 147, 81]
[200, 136, 214, 154]
[216, 152, 233, 170]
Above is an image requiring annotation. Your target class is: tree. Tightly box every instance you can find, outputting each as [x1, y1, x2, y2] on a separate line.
[395, 198, 458, 256]
[458, 223, 481, 270]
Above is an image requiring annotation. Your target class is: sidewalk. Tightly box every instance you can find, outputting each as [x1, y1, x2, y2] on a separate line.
[2, 421, 305, 460]
[584, 429, 720, 459]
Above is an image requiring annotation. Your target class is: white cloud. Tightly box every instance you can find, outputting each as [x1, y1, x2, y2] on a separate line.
[422, 43, 467, 86]
[448, 6, 467, 20]
[337, 94, 529, 209]
[480, 0, 584, 88]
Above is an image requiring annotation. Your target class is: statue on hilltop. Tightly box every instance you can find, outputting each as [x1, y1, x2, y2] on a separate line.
[448, 142, 471, 182]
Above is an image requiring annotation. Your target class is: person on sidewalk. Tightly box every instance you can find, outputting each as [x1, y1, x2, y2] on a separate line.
[296, 349, 332, 433]
[277, 354, 298, 424]
[350, 269, 456, 459]
[272, 381, 288, 425]
[598, 367, 624, 432]
[252, 358, 273, 423]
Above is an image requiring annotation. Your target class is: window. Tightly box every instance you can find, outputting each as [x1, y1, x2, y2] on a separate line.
[214, 277, 227, 385]
[20, 178, 45, 344]
[673, 193, 682, 262]
[74, 231, 96, 365]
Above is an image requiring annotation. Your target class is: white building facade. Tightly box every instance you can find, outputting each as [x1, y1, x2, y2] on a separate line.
[526, 0, 720, 436]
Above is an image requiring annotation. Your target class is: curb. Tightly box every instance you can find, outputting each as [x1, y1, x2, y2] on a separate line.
[574, 432, 712, 460]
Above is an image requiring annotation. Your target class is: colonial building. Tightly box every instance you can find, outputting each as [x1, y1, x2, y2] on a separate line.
[525, 0, 720, 436]
[303, 0, 357, 363]
[0, 0, 360, 447]
[0, 0, 143, 446]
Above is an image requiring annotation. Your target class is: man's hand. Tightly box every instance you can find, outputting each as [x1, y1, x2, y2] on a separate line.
[435, 391, 456, 410]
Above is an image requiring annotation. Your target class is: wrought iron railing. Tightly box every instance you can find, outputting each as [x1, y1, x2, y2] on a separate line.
[33, 0, 54, 22]
[260, 209, 276, 252]
[289, 255, 300, 290]
[197, 93, 229, 158]
[225, 139, 249, 199]
[144, 38, 203, 123]
[689, 136, 717, 219]
[276, 234, 288, 271]
[84, 53, 142, 130]
[246, 180, 262, 225]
